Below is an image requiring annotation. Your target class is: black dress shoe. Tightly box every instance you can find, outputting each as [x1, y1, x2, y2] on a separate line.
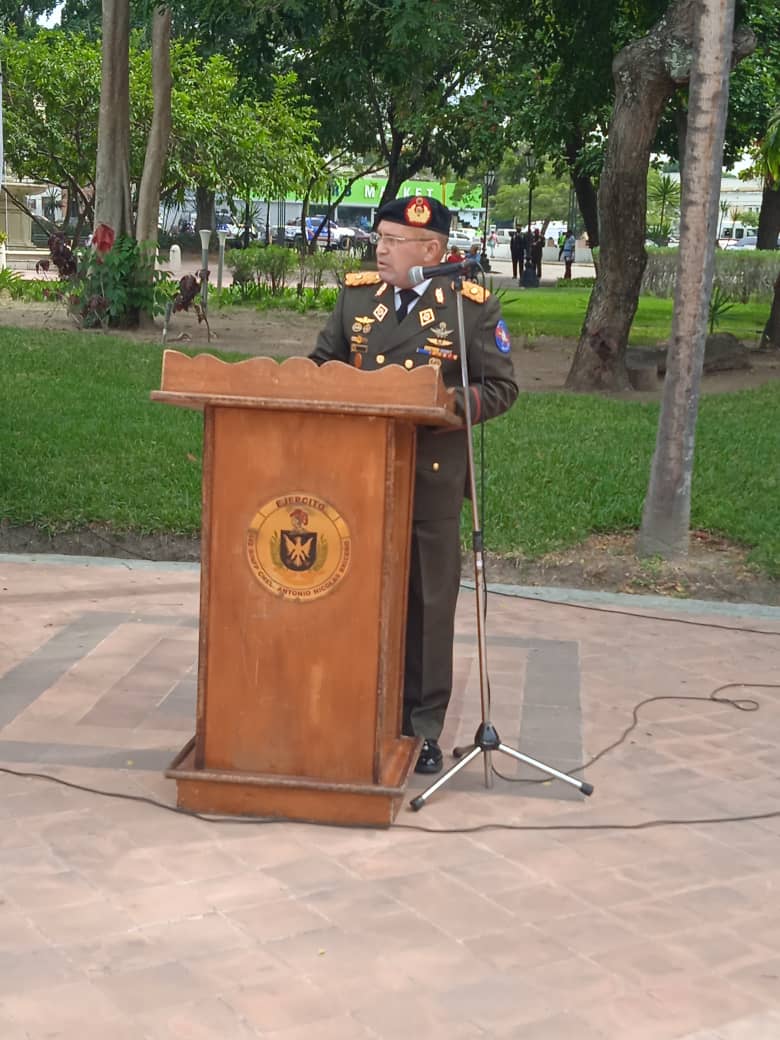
[415, 738, 443, 775]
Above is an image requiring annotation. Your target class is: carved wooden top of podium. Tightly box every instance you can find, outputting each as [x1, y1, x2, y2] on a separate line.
[151, 349, 461, 426]
[155, 350, 459, 826]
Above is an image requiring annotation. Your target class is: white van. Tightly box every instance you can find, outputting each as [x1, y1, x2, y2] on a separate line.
[718, 222, 757, 248]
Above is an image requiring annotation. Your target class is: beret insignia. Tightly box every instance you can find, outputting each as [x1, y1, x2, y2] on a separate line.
[405, 196, 432, 227]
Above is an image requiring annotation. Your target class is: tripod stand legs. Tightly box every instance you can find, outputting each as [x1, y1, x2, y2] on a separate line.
[409, 721, 593, 812]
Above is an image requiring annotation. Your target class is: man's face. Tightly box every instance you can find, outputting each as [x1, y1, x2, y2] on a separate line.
[374, 220, 444, 288]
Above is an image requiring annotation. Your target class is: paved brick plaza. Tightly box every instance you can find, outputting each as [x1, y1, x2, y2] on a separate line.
[1, 554, 779, 1039]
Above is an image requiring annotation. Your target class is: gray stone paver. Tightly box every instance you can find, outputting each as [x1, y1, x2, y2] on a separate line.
[0, 554, 779, 1040]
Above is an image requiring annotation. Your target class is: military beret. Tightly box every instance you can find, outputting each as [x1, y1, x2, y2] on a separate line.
[373, 195, 451, 235]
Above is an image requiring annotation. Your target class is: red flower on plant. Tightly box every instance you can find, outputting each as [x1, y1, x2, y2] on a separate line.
[92, 223, 115, 254]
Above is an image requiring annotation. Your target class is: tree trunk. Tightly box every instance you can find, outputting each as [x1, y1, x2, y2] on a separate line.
[93, 0, 133, 237]
[565, 134, 599, 248]
[573, 174, 599, 250]
[637, 0, 737, 560]
[380, 165, 408, 207]
[195, 186, 215, 237]
[565, 0, 754, 391]
[674, 100, 689, 180]
[135, 6, 172, 246]
[760, 270, 780, 349]
[756, 179, 780, 250]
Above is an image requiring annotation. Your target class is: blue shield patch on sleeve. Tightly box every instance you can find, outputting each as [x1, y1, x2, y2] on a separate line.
[494, 319, 511, 354]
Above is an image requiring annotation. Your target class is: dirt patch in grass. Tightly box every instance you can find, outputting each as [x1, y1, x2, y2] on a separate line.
[478, 531, 779, 606]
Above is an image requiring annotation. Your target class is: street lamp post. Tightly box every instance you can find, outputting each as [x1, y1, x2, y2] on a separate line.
[216, 228, 229, 291]
[198, 228, 211, 311]
[522, 147, 537, 242]
[481, 170, 496, 270]
[326, 177, 337, 250]
[568, 184, 577, 235]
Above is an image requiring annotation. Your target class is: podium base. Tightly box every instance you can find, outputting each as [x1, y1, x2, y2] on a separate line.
[166, 736, 421, 828]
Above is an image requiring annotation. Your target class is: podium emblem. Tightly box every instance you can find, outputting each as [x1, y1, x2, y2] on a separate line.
[247, 494, 351, 600]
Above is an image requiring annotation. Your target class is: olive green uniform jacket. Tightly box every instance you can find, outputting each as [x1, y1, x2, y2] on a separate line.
[311, 273, 518, 739]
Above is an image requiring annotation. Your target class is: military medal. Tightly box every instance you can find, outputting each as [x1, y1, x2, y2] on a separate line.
[417, 343, 458, 362]
[353, 315, 375, 334]
[430, 321, 453, 342]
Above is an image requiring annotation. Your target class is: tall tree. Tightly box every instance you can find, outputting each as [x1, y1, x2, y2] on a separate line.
[2, 30, 319, 239]
[93, 0, 133, 236]
[135, 5, 172, 244]
[0, 29, 101, 239]
[0, 0, 55, 34]
[638, 0, 738, 558]
[565, 0, 754, 391]
[187, 0, 517, 205]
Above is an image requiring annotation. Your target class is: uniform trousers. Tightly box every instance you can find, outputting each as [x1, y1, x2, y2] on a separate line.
[402, 512, 463, 740]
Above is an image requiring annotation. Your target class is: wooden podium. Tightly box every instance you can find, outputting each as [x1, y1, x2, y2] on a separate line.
[152, 351, 459, 826]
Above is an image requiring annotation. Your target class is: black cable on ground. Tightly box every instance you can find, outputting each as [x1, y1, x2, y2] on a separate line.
[2, 682, 778, 835]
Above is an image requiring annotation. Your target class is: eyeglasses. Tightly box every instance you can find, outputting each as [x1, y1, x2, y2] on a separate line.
[369, 232, 436, 247]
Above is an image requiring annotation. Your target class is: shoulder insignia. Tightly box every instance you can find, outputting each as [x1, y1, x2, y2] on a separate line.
[345, 272, 382, 287]
[461, 280, 491, 304]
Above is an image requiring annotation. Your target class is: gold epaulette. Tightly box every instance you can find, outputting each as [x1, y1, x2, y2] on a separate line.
[461, 280, 490, 303]
[345, 272, 382, 287]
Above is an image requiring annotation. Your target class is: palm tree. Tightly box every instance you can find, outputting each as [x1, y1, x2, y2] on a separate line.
[717, 198, 730, 237]
[648, 172, 682, 228]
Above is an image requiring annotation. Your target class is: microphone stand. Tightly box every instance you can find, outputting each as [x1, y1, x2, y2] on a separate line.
[409, 270, 593, 811]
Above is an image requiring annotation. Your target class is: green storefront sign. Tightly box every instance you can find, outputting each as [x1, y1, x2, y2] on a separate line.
[309, 177, 483, 211]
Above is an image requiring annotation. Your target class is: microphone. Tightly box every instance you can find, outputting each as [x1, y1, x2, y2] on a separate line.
[407, 257, 481, 285]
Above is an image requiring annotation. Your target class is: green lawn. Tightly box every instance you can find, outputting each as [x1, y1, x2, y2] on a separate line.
[2, 324, 777, 576]
[472, 388, 779, 576]
[498, 287, 768, 345]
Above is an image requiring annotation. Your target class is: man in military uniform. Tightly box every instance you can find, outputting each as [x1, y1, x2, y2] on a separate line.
[311, 196, 518, 774]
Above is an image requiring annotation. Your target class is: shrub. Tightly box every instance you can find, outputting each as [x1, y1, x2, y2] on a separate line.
[714, 250, 778, 304]
[298, 249, 361, 294]
[226, 243, 297, 295]
[69, 236, 167, 328]
[226, 243, 360, 298]
[642, 247, 777, 302]
[708, 285, 735, 333]
[36, 231, 167, 328]
[0, 267, 24, 296]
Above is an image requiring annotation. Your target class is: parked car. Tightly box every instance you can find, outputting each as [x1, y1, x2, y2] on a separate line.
[281, 217, 352, 249]
[447, 230, 478, 251]
[344, 225, 372, 256]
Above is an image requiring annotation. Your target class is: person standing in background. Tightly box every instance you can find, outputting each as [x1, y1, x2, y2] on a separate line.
[562, 229, 576, 280]
[530, 229, 543, 280]
[510, 229, 525, 280]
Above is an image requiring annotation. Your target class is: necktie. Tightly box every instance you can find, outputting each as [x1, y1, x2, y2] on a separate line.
[396, 288, 417, 322]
